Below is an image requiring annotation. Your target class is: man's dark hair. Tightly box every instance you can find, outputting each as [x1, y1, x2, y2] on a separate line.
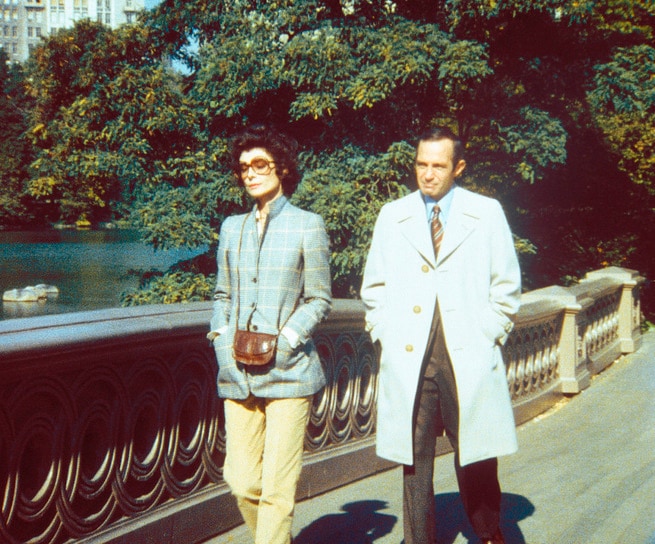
[416, 127, 465, 165]
[230, 125, 300, 195]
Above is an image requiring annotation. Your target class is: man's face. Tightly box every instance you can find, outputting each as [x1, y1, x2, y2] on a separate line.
[415, 139, 466, 201]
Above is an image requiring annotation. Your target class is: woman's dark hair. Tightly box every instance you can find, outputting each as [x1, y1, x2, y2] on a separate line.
[417, 127, 465, 165]
[230, 125, 301, 195]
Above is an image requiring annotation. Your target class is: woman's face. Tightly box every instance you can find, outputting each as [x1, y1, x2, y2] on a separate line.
[239, 147, 283, 207]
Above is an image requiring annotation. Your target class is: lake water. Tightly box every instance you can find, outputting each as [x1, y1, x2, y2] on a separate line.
[0, 230, 207, 321]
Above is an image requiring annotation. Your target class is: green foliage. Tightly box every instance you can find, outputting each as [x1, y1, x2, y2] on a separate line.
[25, 22, 200, 223]
[121, 271, 216, 306]
[0, 51, 34, 227]
[293, 142, 413, 296]
[588, 44, 655, 192]
[3, 0, 655, 316]
[495, 107, 568, 183]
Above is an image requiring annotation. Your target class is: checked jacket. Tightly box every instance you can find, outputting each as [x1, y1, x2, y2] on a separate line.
[211, 195, 332, 399]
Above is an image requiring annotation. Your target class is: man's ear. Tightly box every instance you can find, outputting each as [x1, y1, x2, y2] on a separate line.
[454, 159, 466, 177]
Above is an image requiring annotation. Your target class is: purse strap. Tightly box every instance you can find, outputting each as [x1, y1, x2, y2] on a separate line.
[234, 212, 250, 329]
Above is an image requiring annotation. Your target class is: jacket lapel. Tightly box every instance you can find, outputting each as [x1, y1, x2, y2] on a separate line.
[437, 187, 479, 265]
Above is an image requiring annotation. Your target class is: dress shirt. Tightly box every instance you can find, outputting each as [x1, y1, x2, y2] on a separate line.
[423, 185, 456, 227]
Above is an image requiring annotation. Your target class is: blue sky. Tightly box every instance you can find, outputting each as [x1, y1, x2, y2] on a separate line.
[144, 0, 162, 9]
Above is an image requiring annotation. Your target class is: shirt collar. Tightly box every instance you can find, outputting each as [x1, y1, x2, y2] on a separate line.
[253, 193, 288, 220]
[423, 185, 456, 226]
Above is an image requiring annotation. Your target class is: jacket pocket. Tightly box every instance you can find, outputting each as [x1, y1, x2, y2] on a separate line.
[275, 333, 304, 371]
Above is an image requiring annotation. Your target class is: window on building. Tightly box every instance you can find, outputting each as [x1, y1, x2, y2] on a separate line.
[35, 26, 41, 37]
[73, 0, 88, 19]
[50, 0, 65, 27]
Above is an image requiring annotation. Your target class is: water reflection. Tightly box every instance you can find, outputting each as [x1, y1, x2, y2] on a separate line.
[2, 299, 49, 319]
[0, 230, 208, 321]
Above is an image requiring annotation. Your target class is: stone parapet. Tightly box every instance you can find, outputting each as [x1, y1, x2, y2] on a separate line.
[0, 267, 645, 543]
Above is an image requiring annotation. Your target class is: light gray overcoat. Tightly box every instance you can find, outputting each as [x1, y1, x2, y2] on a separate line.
[361, 187, 521, 466]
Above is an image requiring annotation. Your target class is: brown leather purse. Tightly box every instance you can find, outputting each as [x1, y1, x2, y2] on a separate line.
[233, 329, 277, 366]
[231, 213, 279, 366]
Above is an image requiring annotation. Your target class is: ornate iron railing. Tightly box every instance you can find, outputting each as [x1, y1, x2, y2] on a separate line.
[0, 267, 644, 543]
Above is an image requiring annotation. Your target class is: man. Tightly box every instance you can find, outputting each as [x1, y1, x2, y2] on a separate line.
[361, 127, 521, 544]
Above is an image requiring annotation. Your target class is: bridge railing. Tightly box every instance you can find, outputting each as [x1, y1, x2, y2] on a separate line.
[0, 266, 644, 544]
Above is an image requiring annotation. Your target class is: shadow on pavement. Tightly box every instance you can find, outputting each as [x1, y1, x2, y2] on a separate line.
[434, 492, 535, 544]
[294, 493, 534, 543]
[294, 500, 397, 543]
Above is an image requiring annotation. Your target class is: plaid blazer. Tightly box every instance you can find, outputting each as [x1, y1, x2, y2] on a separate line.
[211, 196, 332, 399]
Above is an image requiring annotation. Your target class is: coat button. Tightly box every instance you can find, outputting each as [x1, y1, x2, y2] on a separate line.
[252, 325, 258, 331]
[405, 345, 414, 352]
[421, 265, 429, 273]
[413, 306, 421, 314]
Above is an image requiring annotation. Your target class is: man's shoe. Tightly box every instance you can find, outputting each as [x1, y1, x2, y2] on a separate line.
[482, 528, 505, 544]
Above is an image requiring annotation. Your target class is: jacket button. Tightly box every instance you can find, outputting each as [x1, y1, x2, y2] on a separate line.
[413, 306, 421, 314]
[421, 265, 429, 273]
[252, 325, 258, 331]
[405, 345, 414, 352]
[252, 277, 257, 283]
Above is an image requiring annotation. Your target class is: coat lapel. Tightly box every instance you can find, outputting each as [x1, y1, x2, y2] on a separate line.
[397, 191, 436, 267]
[437, 187, 479, 265]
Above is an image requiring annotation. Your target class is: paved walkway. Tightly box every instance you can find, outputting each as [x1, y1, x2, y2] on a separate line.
[212, 330, 655, 544]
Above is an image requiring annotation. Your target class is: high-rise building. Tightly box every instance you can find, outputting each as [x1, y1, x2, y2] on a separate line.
[0, 0, 144, 63]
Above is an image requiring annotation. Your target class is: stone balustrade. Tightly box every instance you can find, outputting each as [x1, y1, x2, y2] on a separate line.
[0, 267, 644, 544]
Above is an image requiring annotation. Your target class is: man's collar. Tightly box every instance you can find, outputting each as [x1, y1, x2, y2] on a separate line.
[422, 185, 457, 220]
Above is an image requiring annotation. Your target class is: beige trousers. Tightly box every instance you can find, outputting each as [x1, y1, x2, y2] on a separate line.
[223, 395, 311, 544]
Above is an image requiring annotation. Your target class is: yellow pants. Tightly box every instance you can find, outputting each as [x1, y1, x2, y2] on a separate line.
[223, 395, 311, 544]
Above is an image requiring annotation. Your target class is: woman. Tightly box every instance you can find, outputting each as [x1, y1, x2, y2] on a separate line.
[208, 125, 332, 544]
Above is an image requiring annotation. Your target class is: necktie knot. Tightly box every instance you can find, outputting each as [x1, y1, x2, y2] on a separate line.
[431, 205, 443, 258]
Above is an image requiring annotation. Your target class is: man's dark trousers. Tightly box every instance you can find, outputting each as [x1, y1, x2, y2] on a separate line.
[402, 306, 503, 543]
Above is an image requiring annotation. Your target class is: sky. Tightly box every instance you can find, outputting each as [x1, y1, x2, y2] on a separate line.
[144, 0, 162, 9]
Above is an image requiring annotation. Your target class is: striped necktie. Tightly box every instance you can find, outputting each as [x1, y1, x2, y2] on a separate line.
[431, 205, 444, 258]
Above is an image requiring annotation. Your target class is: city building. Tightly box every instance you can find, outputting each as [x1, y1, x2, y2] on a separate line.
[0, 0, 144, 63]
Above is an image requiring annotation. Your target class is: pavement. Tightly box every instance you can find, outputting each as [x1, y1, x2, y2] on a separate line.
[211, 329, 655, 544]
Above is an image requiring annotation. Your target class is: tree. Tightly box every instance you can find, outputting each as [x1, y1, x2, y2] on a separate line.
[24, 21, 192, 224]
[586, 43, 655, 318]
[128, 0, 571, 300]
[0, 51, 34, 227]
[588, 44, 655, 193]
[10, 0, 654, 317]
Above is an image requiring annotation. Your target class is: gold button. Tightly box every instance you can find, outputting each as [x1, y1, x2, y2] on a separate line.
[413, 306, 421, 314]
[405, 345, 414, 352]
[422, 265, 429, 273]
